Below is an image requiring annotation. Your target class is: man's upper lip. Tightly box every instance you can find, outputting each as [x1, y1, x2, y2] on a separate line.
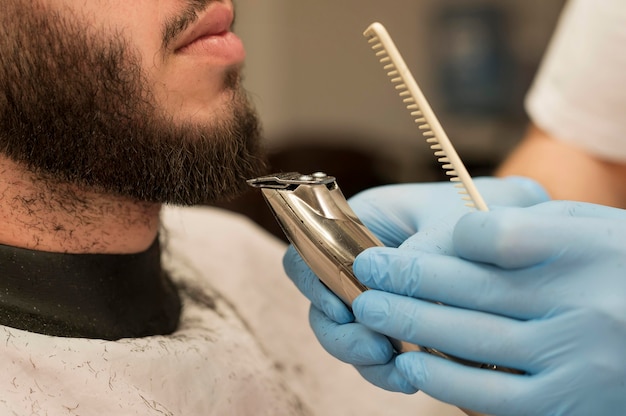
[174, 3, 235, 52]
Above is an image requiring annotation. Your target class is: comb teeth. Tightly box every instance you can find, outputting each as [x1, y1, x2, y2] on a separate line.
[368, 34, 444, 171]
[364, 23, 489, 212]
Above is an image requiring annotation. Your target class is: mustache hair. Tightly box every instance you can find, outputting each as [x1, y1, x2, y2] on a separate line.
[162, 0, 222, 51]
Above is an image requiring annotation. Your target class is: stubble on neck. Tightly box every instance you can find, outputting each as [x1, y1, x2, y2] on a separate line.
[0, 157, 162, 254]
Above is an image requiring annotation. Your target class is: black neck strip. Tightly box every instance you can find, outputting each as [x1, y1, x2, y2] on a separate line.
[0, 238, 181, 340]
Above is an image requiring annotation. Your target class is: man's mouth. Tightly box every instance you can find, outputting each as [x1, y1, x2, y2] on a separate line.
[173, 3, 245, 65]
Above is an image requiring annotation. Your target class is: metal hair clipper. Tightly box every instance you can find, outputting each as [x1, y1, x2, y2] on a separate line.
[249, 172, 519, 416]
[247, 172, 389, 309]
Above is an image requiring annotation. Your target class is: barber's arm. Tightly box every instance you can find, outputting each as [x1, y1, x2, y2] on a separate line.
[497, 124, 626, 207]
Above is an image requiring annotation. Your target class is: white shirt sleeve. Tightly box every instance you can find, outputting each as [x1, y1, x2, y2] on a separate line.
[525, 0, 626, 162]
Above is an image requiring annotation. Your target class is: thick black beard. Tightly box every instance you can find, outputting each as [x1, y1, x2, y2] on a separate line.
[0, 2, 266, 206]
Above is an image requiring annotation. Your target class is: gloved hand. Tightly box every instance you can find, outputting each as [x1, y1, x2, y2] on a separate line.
[353, 201, 626, 415]
[283, 176, 550, 392]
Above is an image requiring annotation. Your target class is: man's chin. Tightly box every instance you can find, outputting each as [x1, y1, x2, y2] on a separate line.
[157, 68, 244, 125]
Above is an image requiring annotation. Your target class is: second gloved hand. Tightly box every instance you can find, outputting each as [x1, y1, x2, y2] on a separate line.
[353, 201, 626, 415]
[283, 177, 549, 392]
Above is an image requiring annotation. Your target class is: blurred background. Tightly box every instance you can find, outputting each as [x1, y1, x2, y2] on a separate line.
[218, 0, 566, 239]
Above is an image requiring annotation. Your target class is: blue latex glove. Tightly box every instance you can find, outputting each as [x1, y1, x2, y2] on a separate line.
[353, 201, 626, 415]
[283, 177, 550, 392]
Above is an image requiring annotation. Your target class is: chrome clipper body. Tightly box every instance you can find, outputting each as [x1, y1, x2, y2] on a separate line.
[247, 172, 380, 307]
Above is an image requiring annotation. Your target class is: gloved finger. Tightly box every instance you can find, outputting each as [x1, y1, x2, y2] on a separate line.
[398, 177, 548, 255]
[354, 247, 543, 320]
[283, 246, 354, 324]
[519, 199, 626, 220]
[397, 222, 457, 255]
[453, 205, 617, 269]
[354, 247, 432, 296]
[369, 177, 549, 255]
[497, 176, 551, 205]
[348, 186, 418, 248]
[354, 360, 419, 394]
[352, 291, 533, 372]
[348, 177, 549, 250]
[309, 305, 395, 366]
[395, 352, 533, 416]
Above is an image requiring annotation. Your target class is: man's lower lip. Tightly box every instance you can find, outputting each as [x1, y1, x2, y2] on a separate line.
[176, 32, 246, 63]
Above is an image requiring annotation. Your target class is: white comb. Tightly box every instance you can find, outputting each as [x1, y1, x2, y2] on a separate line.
[363, 22, 488, 212]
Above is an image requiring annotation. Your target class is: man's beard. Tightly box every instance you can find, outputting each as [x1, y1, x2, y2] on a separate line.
[0, 2, 266, 205]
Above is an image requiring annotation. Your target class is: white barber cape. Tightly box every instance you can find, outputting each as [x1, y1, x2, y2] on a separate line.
[1, 205, 462, 416]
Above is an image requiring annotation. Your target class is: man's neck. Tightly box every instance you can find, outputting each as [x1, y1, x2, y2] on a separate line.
[0, 157, 161, 254]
